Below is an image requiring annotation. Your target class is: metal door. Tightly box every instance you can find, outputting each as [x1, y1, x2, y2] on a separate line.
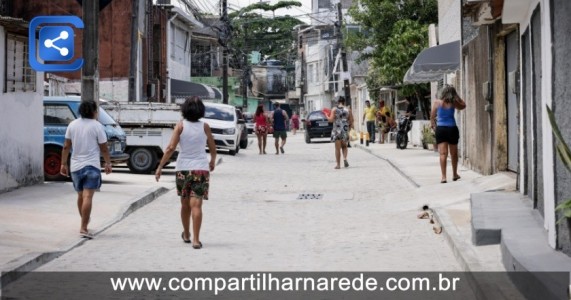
[506, 31, 519, 172]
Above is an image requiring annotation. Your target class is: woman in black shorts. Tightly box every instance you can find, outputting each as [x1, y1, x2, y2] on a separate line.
[430, 86, 466, 183]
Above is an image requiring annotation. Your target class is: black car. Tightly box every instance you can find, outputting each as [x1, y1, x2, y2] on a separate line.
[243, 112, 254, 134]
[304, 110, 332, 143]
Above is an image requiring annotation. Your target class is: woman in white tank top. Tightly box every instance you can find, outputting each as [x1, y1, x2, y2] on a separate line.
[155, 96, 217, 249]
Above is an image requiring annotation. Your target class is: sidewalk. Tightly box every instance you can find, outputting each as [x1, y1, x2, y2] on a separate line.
[354, 141, 517, 271]
[0, 170, 172, 287]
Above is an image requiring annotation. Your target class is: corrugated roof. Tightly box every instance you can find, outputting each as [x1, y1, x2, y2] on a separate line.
[0, 16, 28, 34]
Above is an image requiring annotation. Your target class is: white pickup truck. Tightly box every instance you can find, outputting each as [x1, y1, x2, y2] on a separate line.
[101, 102, 248, 174]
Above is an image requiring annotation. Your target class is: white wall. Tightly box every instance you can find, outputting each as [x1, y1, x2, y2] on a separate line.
[169, 20, 192, 82]
[0, 27, 44, 193]
[66, 79, 129, 101]
[438, 0, 462, 44]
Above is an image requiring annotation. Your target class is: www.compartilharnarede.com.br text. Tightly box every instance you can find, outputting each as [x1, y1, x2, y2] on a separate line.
[110, 273, 461, 295]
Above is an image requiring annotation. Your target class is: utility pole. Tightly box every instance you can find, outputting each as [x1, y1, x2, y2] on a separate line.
[81, 0, 99, 104]
[222, 0, 229, 104]
[336, 2, 351, 105]
[299, 33, 305, 113]
[128, 0, 140, 102]
[242, 25, 248, 111]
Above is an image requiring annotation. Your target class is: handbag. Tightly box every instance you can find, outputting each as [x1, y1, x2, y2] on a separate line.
[349, 129, 358, 141]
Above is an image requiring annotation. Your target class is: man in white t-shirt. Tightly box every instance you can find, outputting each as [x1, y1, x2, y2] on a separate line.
[60, 100, 112, 239]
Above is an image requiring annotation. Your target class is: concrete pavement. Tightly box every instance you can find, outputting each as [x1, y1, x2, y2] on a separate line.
[0, 168, 174, 287]
[0, 132, 515, 290]
[354, 140, 517, 272]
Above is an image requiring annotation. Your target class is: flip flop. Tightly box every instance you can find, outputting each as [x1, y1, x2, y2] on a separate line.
[181, 232, 191, 243]
[453, 176, 461, 181]
[192, 242, 203, 249]
[80, 231, 94, 239]
[441, 180, 447, 184]
[280, 147, 284, 154]
[344, 160, 349, 168]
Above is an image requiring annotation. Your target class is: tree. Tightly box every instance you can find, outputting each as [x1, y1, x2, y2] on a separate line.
[229, 1, 305, 68]
[347, 0, 437, 111]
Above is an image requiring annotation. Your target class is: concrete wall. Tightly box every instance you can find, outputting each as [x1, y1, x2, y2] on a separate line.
[552, 0, 571, 256]
[0, 28, 44, 193]
[65, 79, 129, 102]
[438, 0, 462, 44]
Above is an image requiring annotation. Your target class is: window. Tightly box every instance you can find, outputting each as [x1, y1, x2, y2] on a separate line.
[5, 34, 36, 93]
[318, 0, 332, 9]
[44, 104, 76, 125]
[171, 25, 190, 65]
[191, 43, 212, 77]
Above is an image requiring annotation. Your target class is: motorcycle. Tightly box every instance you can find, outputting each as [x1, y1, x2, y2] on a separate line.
[396, 115, 413, 149]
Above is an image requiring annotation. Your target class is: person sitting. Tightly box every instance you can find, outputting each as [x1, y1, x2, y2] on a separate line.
[376, 100, 394, 143]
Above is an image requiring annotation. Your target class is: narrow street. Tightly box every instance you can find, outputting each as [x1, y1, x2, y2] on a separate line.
[38, 133, 462, 272]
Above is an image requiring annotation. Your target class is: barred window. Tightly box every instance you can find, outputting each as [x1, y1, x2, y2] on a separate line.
[5, 34, 36, 93]
[191, 43, 212, 77]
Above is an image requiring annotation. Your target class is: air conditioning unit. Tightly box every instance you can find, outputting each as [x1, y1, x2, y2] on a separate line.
[157, 0, 171, 4]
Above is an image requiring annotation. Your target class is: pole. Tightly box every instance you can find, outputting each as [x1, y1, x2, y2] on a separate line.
[128, 0, 140, 102]
[81, 0, 99, 104]
[337, 3, 351, 104]
[242, 24, 248, 111]
[222, 0, 229, 104]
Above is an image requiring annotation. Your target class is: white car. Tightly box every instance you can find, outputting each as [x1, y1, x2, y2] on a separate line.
[202, 103, 246, 156]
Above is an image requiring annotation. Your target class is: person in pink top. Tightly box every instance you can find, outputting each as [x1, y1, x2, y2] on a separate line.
[290, 112, 300, 135]
[254, 104, 269, 154]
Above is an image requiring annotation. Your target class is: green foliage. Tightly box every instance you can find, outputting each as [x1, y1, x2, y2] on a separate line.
[347, 0, 437, 99]
[547, 105, 571, 223]
[229, 1, 304, 68]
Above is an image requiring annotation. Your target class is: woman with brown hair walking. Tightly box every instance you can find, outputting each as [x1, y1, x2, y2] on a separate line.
[430, 85, 467, 183]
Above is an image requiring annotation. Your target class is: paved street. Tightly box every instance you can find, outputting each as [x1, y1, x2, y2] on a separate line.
[37, 133, 462, 272]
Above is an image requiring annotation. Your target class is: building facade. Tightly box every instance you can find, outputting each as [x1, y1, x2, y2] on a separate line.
[0, 14, 44, 193]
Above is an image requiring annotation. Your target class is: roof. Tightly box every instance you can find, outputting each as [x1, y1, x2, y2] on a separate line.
[0, 16, 28, 35]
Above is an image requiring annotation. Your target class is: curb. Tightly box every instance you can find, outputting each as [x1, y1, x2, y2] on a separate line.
[354, 143, 420, 188]
[0, 186, 169, 289]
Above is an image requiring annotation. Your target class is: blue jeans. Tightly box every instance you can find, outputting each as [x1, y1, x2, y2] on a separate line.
[71, 166, 102, 192]
[366, 121, 376, 142]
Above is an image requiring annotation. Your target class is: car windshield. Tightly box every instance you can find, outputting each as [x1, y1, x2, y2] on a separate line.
[204, 106, 235, 121]
[98, 107, 116, 125]
[309, 112, 326, 120]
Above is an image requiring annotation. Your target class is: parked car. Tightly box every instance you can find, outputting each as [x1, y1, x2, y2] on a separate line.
[202, 103, 246, 155]
[243, 112, 255, 134]
[304, 110, 333, 143]
[235, 109, 249, 149]
[43, 97, 129, 181]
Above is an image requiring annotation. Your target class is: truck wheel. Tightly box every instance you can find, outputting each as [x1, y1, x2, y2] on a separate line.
[44, 146, 67, 181]
[127, 148, 157, 174]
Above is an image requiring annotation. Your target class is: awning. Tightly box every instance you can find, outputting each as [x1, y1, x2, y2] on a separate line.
[171, 79, 214, 99]
[403, 40, 460, 84]
[210, 86, 222, 100]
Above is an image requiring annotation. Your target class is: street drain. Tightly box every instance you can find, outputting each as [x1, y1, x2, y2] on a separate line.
[297, 193, 323, 200]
